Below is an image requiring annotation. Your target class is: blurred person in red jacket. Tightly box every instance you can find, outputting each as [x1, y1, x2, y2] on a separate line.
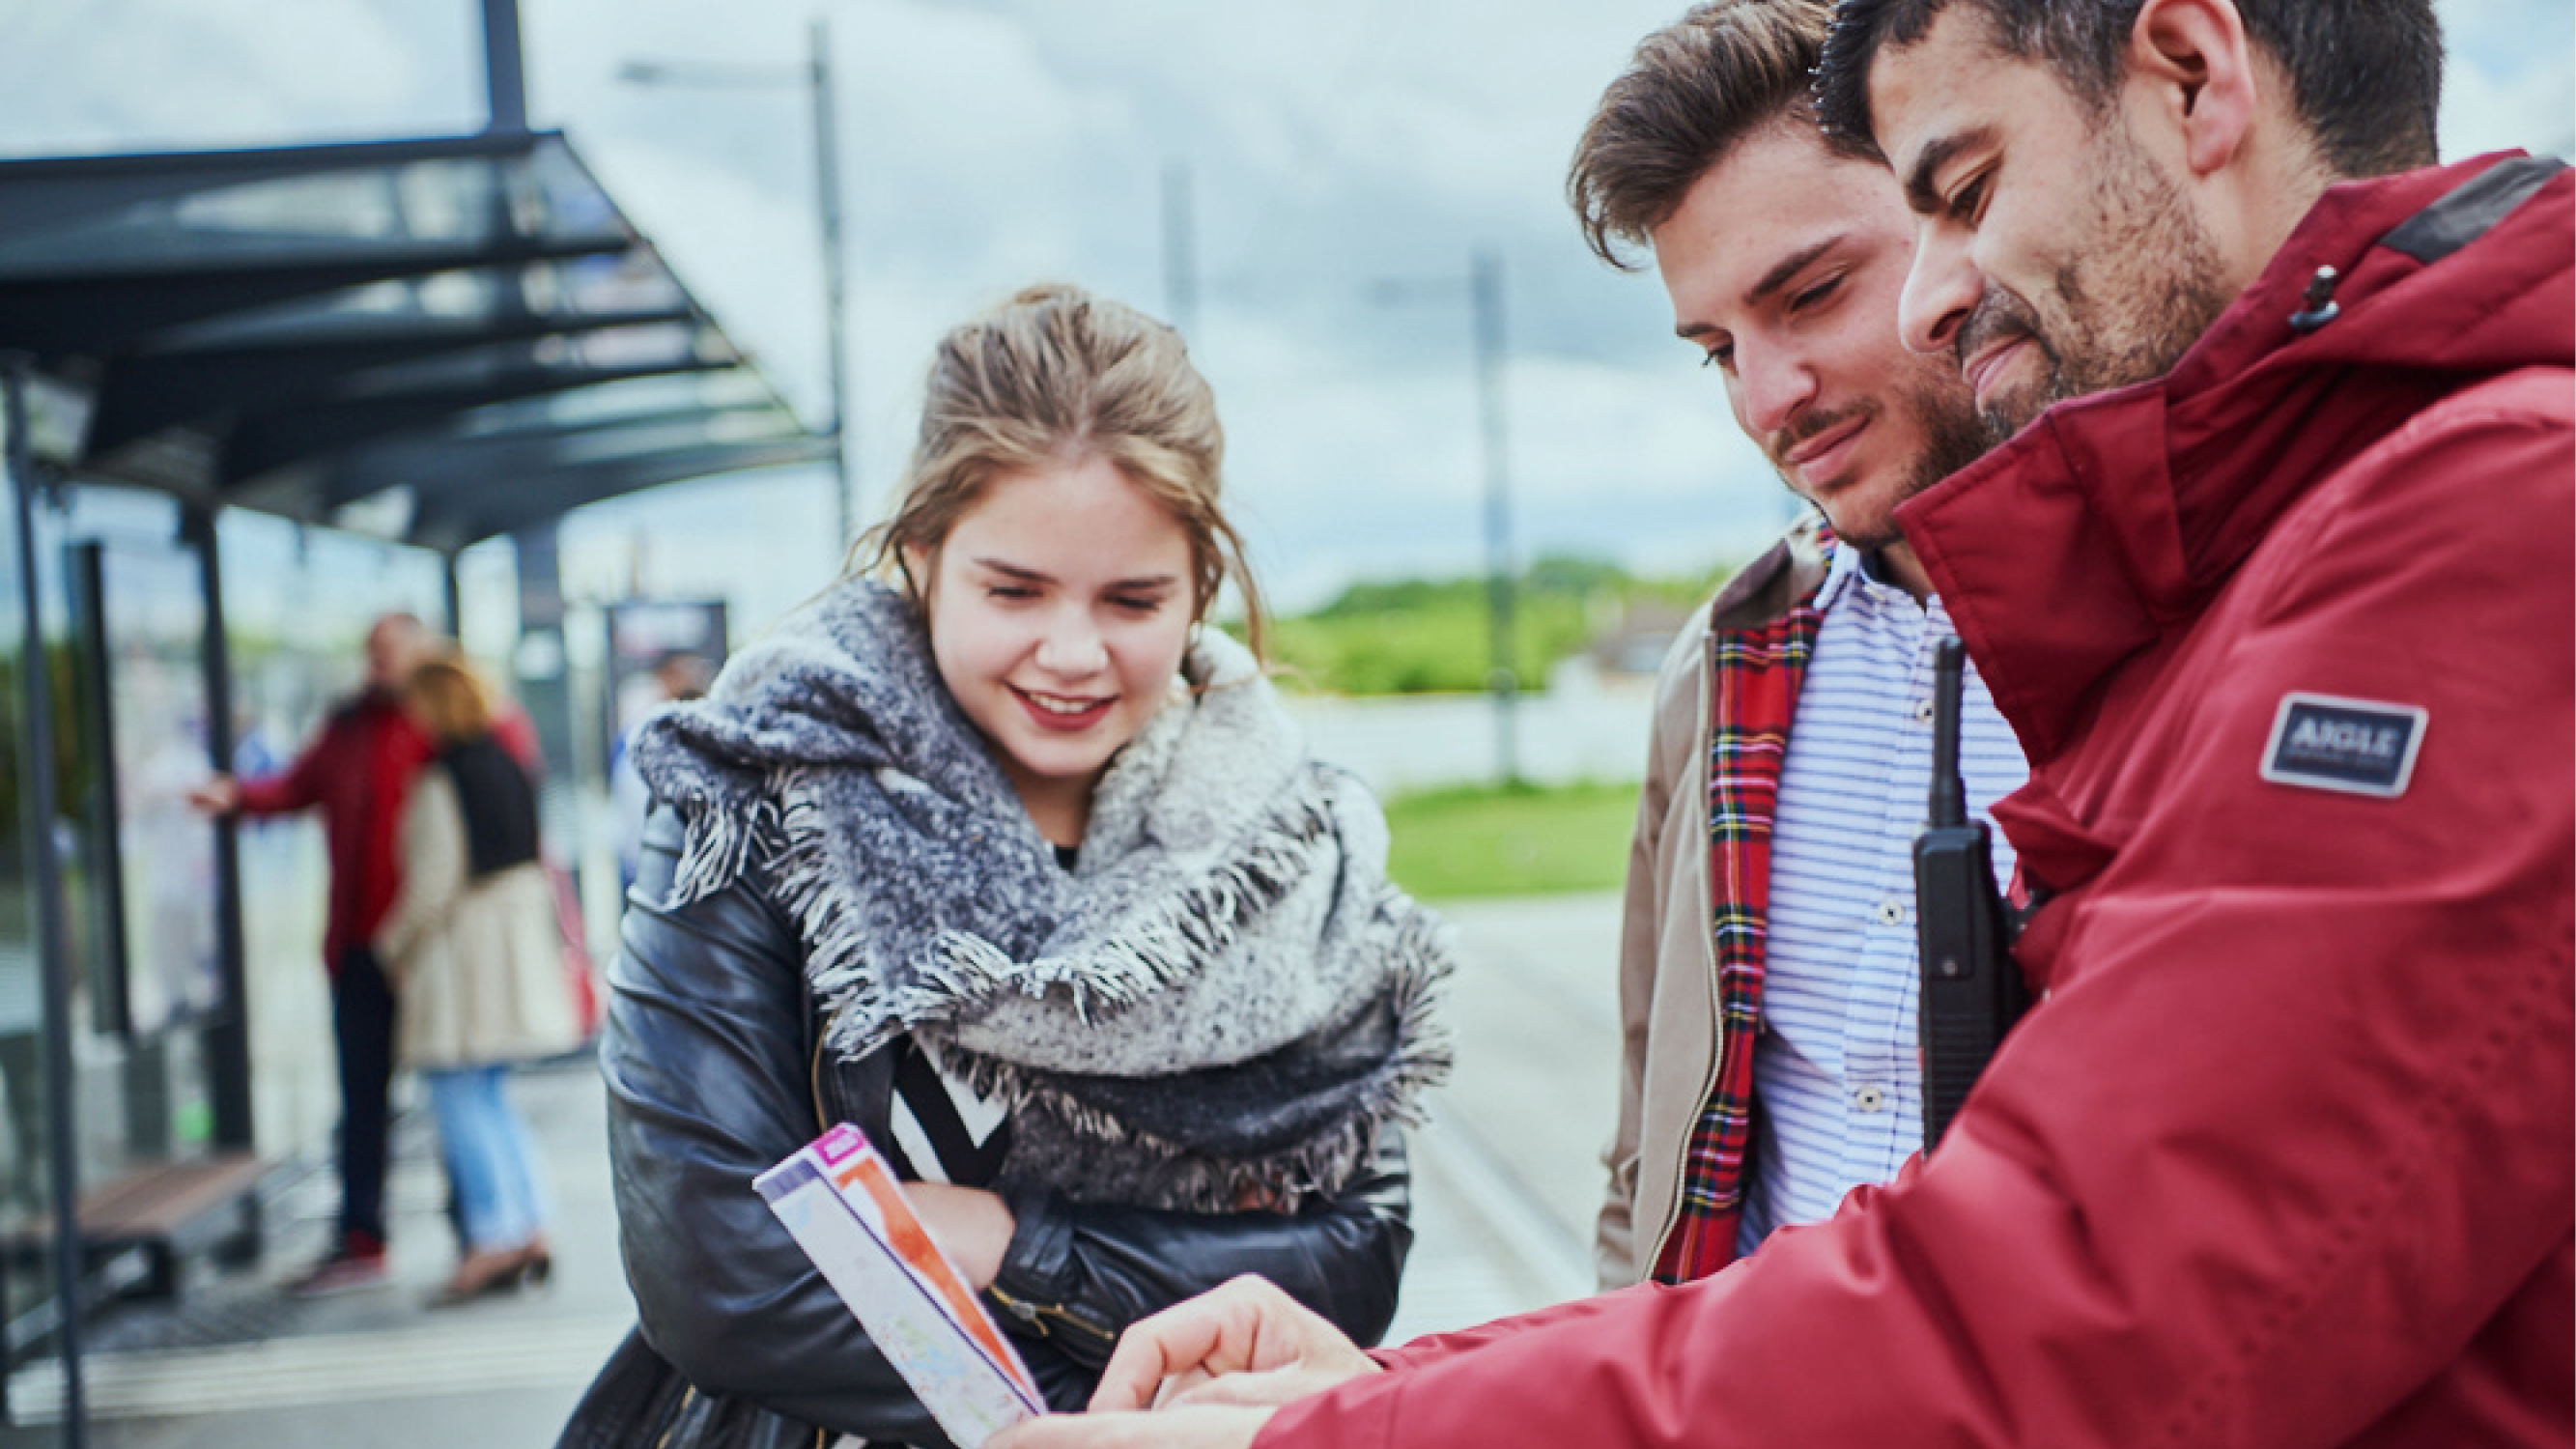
[994, 2, 2572, 1447]
[192, 611, 436, 1294]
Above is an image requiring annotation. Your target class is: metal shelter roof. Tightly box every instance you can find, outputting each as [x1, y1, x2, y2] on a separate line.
[0, 128, 831, 550]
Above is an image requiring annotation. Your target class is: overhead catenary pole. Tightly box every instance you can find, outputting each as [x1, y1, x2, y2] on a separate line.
[478, 0, 530, 353]
[809, 15, 857, 549]
[483, 0, 580, 818]
[621, 33, 859, 552]
[482, 0, 529, 134]
[1470, 248, 1520, 785]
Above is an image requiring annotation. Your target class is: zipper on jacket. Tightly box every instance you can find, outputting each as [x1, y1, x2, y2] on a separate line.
[652, 1385, 697, 1449]
[986, 1284, 1118, 1357]
[1645, 629, 1731, 1277]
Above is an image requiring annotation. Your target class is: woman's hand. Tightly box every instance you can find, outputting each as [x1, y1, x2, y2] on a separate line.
[905, 1182, 1017, 1290]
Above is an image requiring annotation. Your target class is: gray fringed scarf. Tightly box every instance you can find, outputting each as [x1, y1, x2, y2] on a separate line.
[631, 580, 1453, 1212]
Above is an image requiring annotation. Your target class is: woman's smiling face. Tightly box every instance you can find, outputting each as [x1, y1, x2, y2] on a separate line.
[910, 453, 1198, 844]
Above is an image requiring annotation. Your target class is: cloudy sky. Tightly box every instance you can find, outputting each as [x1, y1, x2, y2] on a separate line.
[6, 0, 2570, 626]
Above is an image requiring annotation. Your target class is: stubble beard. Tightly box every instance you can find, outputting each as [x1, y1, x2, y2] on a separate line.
[1807, 366, 1990, 553]
[1964, 124, 2237, 442]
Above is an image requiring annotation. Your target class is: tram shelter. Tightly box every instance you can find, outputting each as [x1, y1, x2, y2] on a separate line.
[0, 124, 828, 1441]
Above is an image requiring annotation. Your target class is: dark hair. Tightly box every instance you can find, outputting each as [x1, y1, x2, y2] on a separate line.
[1568, 0, 1865, 270]
[1816, 0, 2442, 180]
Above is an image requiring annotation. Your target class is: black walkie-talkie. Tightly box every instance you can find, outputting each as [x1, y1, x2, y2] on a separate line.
[1914, 637, 2025, 1152]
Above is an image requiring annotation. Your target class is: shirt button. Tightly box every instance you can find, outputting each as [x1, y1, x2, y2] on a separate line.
[1912, 697, 1935, 724]
[1854, 1086, 1886, 1113]
[1875, 899, 1907, 926]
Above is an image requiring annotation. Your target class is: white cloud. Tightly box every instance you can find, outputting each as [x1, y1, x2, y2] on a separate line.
[0, 0, 476, 153]
[2436, 0, 2575, 156]
[2441, 55, 2576, 159]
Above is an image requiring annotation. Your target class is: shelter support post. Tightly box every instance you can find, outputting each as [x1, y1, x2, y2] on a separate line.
[4, 356, 87, 1442]
[511, 525, 582, 891]
[181, 503, 254, 1157]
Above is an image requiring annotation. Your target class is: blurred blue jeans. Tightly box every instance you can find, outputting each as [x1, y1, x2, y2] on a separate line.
[422, 1065, 548, 1250]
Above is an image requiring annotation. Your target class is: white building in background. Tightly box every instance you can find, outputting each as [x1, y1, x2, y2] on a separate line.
[1283, 670, 1656, 797]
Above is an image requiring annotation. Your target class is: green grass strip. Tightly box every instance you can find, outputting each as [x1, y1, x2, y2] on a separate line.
[1383, 781, 1639, 900]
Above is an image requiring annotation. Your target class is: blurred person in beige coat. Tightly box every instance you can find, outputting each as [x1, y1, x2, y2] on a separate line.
[376, 653, 580, 1304]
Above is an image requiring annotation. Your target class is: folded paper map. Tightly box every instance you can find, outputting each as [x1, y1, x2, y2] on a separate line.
[756, 1124, 1043, 1447]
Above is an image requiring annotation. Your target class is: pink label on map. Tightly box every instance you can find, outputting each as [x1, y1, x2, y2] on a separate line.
[813, 1123, 868, 1165]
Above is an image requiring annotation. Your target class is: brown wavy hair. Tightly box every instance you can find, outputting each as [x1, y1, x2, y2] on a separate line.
[852, 284, 1267, 659]
[1567, 0, 1852, 271]
[403, 652, 495, 745]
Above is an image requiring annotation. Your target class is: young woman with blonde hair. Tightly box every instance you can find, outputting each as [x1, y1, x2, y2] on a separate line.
[560, 285, 1451, 1449]
[376, 653, 580, 1304]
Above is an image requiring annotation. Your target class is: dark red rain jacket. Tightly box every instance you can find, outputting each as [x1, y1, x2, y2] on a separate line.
[1259, 153, 2574, 1449]
[236, 691, 433, 970]
[236, 691, 539, 971]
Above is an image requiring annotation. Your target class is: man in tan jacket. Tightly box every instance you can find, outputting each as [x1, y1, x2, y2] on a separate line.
[1571, 0, 2027, 1287]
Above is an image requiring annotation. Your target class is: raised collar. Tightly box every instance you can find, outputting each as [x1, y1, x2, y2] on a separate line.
[1815, 540, 1940, 619]
[1895, 154, 2569, 763]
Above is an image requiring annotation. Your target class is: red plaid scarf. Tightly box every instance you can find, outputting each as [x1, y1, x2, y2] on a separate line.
[1650, 571, 1826, 1285]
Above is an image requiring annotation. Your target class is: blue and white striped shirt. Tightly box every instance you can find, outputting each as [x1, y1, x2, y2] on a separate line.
[1739, 547, 2027, 1255]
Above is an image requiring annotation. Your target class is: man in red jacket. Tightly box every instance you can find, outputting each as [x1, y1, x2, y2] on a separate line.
[993, 2, 2572, 1446]
[194, 611, 435, 1293]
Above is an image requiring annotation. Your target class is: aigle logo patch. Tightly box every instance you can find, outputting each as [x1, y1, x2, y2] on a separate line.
[2259, 694, 2428, 799]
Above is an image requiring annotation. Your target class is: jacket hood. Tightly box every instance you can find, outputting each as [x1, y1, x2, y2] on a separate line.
[1899, 153, 2572, 765]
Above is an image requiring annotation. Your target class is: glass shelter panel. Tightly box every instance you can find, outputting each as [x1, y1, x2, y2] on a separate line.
[212, 511, 442, 1165]
[0, 386, 66, 1449]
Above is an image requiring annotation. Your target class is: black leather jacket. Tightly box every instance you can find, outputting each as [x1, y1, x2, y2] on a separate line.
[563, 809, 1414, 1449]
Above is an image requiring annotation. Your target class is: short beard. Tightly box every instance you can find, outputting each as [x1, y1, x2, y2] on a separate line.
[1962, 123, 2236, 440]
[1822, 370, 1992, 553]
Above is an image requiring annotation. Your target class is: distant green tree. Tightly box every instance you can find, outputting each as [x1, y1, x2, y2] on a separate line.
[1260, 554, 1739, 696]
